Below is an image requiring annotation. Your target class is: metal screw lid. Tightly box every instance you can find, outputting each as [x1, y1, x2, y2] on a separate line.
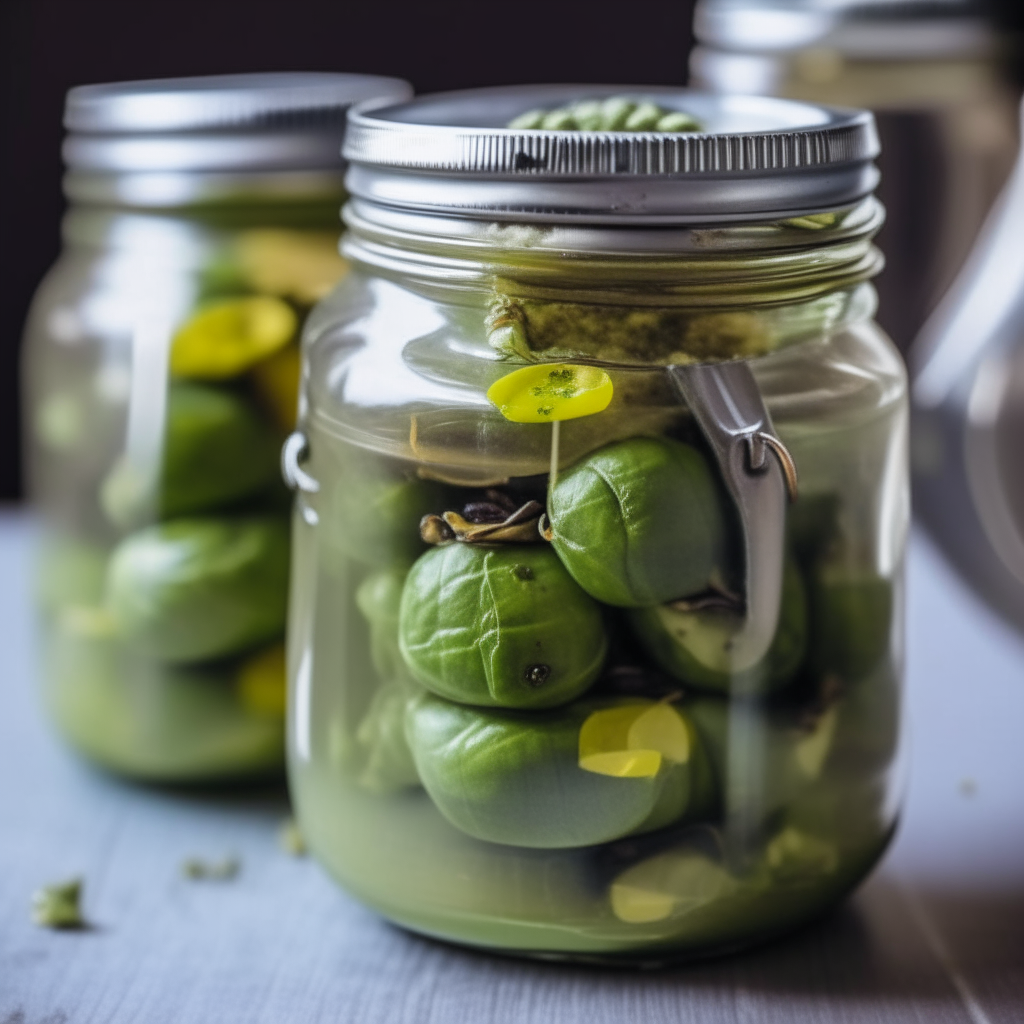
[343, 85, 879, 224]
[63, 72, 412, 174]
[693, 0, 993, 60]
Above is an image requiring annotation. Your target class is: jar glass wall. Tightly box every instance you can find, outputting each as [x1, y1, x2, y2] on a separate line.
[286, 88, 909, 961]
[26, 207, 350, 780]
[23, 74, 411, 783]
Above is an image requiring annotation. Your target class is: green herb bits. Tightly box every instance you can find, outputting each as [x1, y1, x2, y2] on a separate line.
[508, 97, 701, 133]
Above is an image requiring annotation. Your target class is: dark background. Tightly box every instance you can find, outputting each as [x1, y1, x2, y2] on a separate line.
[0, 0, 698, 501]
[3, 2, 1023, 503]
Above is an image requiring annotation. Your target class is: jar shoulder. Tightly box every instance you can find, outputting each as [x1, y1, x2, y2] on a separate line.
[303, 272, 907, 464]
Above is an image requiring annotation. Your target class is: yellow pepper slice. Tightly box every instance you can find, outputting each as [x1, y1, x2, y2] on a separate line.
[579, 749, 663, 778]
[236, 643, 287, 718]
[609, 884, 677, 924]
[579, 704, 644, 759]
[578, 701, 691, 778]
[487, 363, 613, 423]
[627, 704, 691, 764]
[236, 230, 349, 304]
[171, 296, 297, 380]
[251, 343, 301, 431]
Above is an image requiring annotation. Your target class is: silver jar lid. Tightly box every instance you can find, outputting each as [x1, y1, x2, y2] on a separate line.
[63, 72, 412, 176]
[693, 0, 993, 60]
[343, 85, 879, 224]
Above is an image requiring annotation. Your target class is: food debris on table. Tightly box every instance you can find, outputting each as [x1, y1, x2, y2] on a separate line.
[278, 817, 307, 857]
[181, 856, 240, 880]
[32, 877, 86, 929]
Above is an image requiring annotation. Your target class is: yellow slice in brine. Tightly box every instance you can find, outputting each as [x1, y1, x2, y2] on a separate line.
[578, 701, 690, 778]
[171, 296, 297, 380]
[627, 704, 691, 764]
[251, 342, 301, 431]
[487, 363, 613, 423]
[236, 643, 287, 718]
[236, 230, 349, 305]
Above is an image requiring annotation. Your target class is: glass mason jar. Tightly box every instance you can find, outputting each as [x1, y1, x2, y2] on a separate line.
[23, 73, 411, 783]
[287, 87, 908, 961]
[689, 0, 1020, 355]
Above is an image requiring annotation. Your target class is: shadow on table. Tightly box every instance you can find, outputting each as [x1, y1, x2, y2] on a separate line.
[377, 873, 1024, 1005]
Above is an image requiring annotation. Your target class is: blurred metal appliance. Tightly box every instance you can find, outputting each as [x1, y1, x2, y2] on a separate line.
[912, 98, 1024, 631]
[690, 0, 1019, 354]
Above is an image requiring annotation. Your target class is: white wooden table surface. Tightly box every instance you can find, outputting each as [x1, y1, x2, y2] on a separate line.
[1, 509, 1022, 1024]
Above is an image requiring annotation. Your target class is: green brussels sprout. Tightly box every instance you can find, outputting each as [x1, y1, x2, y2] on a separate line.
[405, 693, 714, 849]
[100, 382, 280, 528]
[356, 567, 410, 684]
[549, 437, 727, 607]
[35, 535, 108, 613]
[810, 568, 893, 683]
[688, 696, 838, 823]
[786, 492, 840, 565]
[355, 683, 421, 794]
[328, 474, 446, 568]
[107, 515, 289, 663]
[628, 559, 808, 694]
[399, 544, 607, 710]
[44, 608, 283, 781]
[823, 661, 901, 777]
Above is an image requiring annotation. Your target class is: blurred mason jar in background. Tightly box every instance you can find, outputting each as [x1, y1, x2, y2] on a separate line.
[910, 95, 1024, 633]
[690, 0, 1020, 356]
[21, 72, 411, 784]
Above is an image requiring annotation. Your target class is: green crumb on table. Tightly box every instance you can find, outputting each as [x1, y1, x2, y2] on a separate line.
[32, 877, 86, 929]
[508, 97, 701, 133]
[181, 856, 240, 880]
[279, 818, 307, 856]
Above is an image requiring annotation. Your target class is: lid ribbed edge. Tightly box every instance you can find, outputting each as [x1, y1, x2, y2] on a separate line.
[345, 117, 876, 176]
[66, 72, 412, 134]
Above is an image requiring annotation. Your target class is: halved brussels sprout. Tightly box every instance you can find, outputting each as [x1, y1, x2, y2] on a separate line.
[405, 693, 714, 848]
[100, 382, 280, 527]
[107, 516, 289, 664]
[628, 559, 808, 694]
[399, 544, 607, 710]
[549, 437, 727, 607]
[688, 696, 838, 823]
